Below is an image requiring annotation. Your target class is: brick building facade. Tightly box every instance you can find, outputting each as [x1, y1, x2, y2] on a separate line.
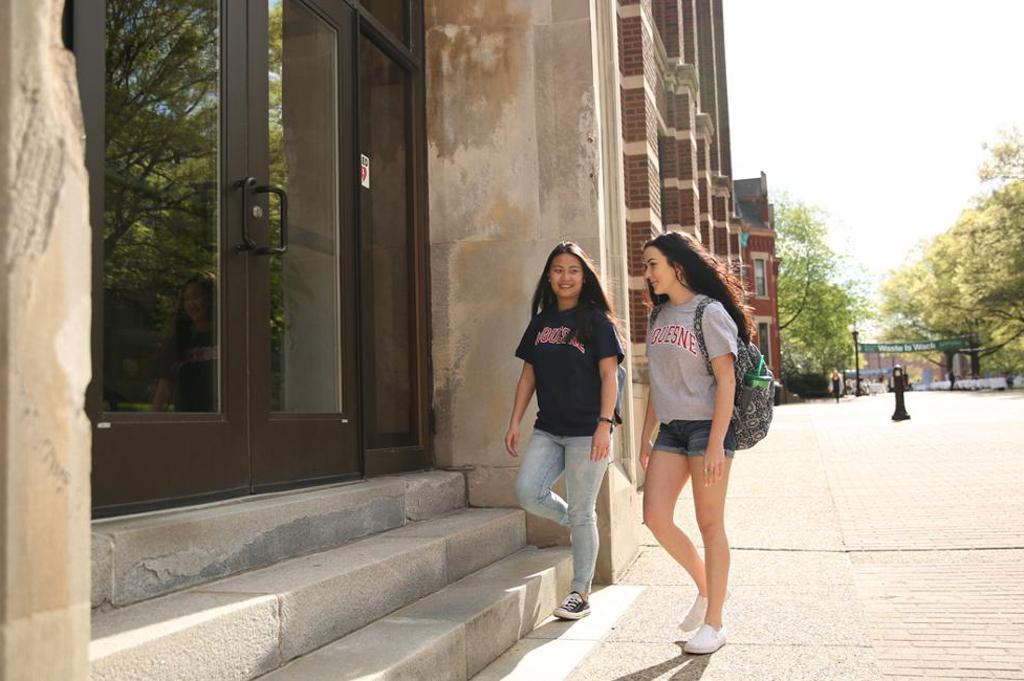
[735, 173, 783, 376]
[617, 0, 780, 379]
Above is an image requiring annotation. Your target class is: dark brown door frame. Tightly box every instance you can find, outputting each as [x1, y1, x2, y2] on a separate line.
[247, 0, 363, 492]
[81, 0, 251, 516]
[77, 0, 432, 515]
[354, 2, 432, 476]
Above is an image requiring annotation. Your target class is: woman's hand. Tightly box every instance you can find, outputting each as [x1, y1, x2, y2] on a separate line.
[639, 440, 653, 470]
[591, 423, 612, 461]
[702, 441, 727, 487]
[504, 425, 520, 457]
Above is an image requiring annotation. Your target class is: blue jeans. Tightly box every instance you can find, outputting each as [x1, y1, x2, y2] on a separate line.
[654, 419, 736, 457]
[514, 429, 610, 594]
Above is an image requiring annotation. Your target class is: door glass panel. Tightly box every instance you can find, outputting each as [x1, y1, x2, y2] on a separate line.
[359, 36, 413, 443]
[361, 0, 407, 43]
[269, 0, 342, 413]
[103, 0, 220, 413]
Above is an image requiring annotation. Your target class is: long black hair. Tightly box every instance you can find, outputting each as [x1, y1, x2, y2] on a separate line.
[644, 231, 755, 344]
[170, 271, 216, 357]
[530, 242, 621, 348]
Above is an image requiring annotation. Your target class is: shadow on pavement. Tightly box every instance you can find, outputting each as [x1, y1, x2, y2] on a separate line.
[606, 642, 712, 681]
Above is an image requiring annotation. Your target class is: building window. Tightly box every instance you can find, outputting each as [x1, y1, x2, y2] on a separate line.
[758, 322, 770, 360]
[754, 258, 767, 297]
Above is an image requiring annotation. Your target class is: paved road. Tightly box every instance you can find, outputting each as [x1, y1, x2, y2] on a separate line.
[568, 390, 1024, 680]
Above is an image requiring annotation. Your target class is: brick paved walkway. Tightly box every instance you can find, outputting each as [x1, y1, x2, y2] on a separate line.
[569, 390, 1024, 680]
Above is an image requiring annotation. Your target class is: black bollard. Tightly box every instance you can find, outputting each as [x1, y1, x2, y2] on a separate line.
[891, 365, 911, 421]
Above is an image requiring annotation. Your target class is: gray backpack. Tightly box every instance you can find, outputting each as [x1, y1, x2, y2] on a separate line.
[693, 298, 774, 450]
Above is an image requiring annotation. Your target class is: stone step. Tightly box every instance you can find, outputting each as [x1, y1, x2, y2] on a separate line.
[92, 471, 466, 608]
[90, 507, 523, 681]
[258, 546, 573, 681]
[472, 584, 646, 680]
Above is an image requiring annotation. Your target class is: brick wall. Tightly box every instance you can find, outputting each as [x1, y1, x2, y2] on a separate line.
[653, 0, 681, 58]
[736, 177, 783, 376]
[618, 0, 739, 344]
[682, 0, 698, 70]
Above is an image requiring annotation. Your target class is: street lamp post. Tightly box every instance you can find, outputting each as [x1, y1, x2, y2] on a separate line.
[850, 324, 862, 397]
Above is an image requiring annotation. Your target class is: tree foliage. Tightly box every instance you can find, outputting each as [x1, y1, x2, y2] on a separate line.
[774, 198, 871, 379]
[101, 0, 297, 409]
[881, 129, 1024, 374]
[980, 126, 1024, 183]
[102, 0, 220, 406]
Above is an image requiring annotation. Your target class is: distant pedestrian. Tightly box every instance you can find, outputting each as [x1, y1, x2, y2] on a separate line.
[505, 242, 624, 622]
[638, 231, 755, 655]
[829, 369, 842, 403]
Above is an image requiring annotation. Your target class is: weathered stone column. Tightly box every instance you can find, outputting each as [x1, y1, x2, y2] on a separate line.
[427, 0, 639, 584]
[0, 1, 91, 679]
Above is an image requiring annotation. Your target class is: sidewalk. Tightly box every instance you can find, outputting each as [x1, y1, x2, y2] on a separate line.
[478, 390, 1024, 680]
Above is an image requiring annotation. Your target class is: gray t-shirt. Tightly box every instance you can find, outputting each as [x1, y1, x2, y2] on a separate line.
[647, 295, 738, 422]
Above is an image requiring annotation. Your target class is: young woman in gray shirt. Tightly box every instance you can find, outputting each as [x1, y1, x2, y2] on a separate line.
[639, 231, 755, 655]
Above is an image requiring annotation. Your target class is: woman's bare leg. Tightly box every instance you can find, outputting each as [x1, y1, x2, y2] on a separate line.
[642, 451, 707, 595]
[691, 457, 732, 628]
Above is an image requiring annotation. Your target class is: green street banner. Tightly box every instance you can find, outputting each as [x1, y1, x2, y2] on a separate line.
[858, 337, 970, 353]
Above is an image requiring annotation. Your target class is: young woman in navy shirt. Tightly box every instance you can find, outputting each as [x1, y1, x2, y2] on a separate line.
[505, 242, 624, 620]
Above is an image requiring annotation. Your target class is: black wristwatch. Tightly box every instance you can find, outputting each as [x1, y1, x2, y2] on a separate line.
[597, 416, 615, 429]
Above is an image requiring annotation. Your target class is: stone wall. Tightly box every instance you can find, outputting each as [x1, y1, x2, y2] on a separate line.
[426, 0, 639, 583]
[0, 1, 92, 678]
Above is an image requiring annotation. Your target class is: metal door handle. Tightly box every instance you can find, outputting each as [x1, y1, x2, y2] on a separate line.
[234, 176, 258, 252]
[253, 184, 288, 255]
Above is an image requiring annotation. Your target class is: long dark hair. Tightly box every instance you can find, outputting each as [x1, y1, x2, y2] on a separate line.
[644, 231, 755, 344]
[170, 272, 216, 357]
[530, 242, 620, 347]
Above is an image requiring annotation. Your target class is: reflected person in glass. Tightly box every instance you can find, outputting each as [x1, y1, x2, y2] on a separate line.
[151, 272, 218, 412]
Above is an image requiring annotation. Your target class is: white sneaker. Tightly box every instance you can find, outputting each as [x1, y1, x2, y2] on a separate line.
[684, 623, 727, 654]
[678, 595, 708, 631]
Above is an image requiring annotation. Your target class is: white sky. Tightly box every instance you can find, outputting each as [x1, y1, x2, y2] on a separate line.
[723, 0, 1024, 290]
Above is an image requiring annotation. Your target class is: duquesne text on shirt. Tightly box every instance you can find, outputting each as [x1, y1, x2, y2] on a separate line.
[648, 324, 699, 357]
[535, 326, 586, 354]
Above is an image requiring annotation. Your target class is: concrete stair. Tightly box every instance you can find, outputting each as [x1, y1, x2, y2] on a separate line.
[258, 547, 572, 681]
[92, 471, 466, 608]
[90, 505, 533, 681]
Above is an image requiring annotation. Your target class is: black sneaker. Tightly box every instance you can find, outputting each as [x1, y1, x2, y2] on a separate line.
[553, 591, 590, 620]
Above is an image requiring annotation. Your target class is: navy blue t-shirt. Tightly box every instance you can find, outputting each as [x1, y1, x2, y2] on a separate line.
[515, 306, 624, 437]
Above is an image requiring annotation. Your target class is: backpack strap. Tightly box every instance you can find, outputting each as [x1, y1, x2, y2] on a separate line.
[693, 296, 714, 376]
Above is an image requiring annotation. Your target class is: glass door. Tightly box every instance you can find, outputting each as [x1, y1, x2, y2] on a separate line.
[85, 0, 361, 514]
[83, 0, 426, 515]
[355, 3, 431, 475]
[87, 0, 250, 514]
[246, 0, 360, 489]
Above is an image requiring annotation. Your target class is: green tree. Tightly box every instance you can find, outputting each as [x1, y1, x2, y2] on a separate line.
[773, 198, 871, 381]
[980, 126, 1024, 183]
[102, 0, 220, 407]
[880, 130, 1024, 375]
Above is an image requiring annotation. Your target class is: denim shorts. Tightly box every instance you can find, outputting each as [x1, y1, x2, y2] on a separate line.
[654, 419, 736, 458]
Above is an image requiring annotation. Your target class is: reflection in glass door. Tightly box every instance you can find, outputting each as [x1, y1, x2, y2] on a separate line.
[84, 0, 427, 513]
[103, 0, 221, 414]
[249, 0, 360, 489]
[87, 0, 250, 514]
[359, 34, 413, 446]
[355, 2, 430, 474]
[268, 0, 343, 413]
